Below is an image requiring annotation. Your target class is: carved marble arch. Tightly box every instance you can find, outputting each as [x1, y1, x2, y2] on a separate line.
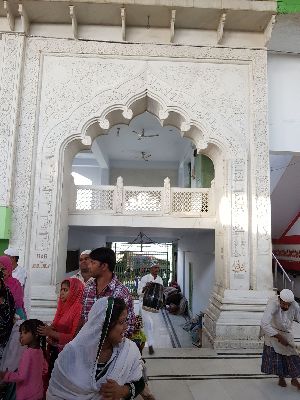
[61, 92, 243, 160]
[76, 96, 209, 153]
[31, 78, 249, 286]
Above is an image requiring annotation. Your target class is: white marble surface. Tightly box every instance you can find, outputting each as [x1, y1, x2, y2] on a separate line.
[146, 352, 300, 400]
[141, 313, 300, 399]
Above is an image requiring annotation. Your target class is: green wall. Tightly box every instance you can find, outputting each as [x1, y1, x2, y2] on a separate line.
[0, 240, 9, 256]
[0, 207, 11, 255]
[0, 207, 11, 239]
[194, 154, 215, 188]
[278, 0, 300, 13]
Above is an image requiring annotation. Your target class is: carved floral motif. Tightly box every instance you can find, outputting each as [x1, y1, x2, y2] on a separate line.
[0, 35, 25, 206]
[5, 37, 269, 292]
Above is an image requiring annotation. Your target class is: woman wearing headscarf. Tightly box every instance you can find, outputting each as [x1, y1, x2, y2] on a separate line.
[47, 297, 144, 400]
[0, 269, 15, 352]
[0, 256, 25, 320]
[0, 270, 16, 400]
[38, 278, 84, 382]
[39, 278, 84, 347]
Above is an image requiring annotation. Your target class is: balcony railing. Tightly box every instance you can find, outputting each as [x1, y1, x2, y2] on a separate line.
[70, 177, 214, 217]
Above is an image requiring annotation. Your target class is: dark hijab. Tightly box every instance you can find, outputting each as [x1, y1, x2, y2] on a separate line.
[0, 270, 15, 347]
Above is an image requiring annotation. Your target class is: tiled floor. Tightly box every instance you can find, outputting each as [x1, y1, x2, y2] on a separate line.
[140, 311, 300, 400]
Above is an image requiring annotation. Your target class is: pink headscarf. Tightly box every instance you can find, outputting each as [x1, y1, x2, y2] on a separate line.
[0, 255, 24, 309]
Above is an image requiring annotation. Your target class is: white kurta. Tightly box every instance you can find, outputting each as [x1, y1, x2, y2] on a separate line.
[260, 296, 300, 356]
[137, 274, 163, 297]
[70, 271, 93, 285]
[137, 274, 163, 348]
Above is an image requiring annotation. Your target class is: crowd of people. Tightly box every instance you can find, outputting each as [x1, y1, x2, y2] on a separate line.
[0, 247, 157, 400]
[1, 245, 300, 398]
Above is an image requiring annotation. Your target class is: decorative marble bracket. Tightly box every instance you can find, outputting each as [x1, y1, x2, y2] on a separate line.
[69, 6, 78, 40]
[170, 10, 176, 43]
[121, 8, 126, 42]
[122, 107, 133, 120]
[4, 1, 15, 31]
[217, 13, 226, 44]
[97, 117, 110, 130]
[264, 15, 276, 46]
[81, 135, 91, 146]
[18, 4, 29, 35]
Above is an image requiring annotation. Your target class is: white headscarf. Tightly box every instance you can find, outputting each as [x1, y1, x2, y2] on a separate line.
[279, 289, 294, 303]
[47, 297, 142, 400]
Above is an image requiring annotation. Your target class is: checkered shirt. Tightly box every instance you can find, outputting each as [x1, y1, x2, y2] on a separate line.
[81, 274, 135, 337]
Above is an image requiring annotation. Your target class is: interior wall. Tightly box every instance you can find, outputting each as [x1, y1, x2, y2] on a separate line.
[177, 231, 215, 315]
[110, 168, 178, 186]
[194, 154, 215, 188]
[67, 227, 107, 255]
[72, 165, 102, 185]
[268, 53, 300, 152]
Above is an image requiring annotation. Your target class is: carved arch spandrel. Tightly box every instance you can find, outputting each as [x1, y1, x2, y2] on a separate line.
[31, 77, 247, 287]
[11, 38, 266, 257]
[41, 68, 245, 160]
[10, 44, 253, 291]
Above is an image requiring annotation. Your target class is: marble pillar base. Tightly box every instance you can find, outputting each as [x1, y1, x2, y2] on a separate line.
[30, 285, 58, 322]
[202, 289, 275, 350]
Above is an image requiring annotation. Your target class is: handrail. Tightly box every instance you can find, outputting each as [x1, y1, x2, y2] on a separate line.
[272, 252, 294, 291]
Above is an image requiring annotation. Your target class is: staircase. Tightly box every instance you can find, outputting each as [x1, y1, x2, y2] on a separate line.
[144, 346, 300, 400]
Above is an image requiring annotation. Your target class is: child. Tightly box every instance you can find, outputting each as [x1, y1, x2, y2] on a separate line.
[0, 319, 48, 400]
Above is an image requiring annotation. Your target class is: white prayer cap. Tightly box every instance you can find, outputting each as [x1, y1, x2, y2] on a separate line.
[279, 289, 294, 303]
[149, 259, 159, 268]
[80, 249, 91, 255]
[4, 247, 19, 257]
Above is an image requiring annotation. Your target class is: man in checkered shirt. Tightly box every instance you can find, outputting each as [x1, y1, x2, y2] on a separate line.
[77, 247, 156, 399]
[77, 247, 135, 337]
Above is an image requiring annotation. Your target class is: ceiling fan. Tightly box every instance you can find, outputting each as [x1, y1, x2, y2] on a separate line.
[140, 151, 151, 162]
[132, 129, 159, 140]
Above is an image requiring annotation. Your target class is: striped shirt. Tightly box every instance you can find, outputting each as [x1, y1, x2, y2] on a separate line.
[81, 274, 135, 337]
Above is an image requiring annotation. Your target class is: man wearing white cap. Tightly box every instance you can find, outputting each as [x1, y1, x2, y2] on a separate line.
[4, 247, 26, 287]
[138, 261, 163, 355]
[261, 288, 300, 390]
[71, 249, 92, 284]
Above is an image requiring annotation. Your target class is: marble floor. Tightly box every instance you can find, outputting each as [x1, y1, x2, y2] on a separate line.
[139, 311, 300, 400]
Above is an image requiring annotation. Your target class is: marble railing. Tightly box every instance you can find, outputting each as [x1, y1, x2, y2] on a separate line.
[70, 177, 214, 217]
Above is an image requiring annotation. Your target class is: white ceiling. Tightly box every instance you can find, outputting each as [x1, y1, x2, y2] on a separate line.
[270, 154, 293, 193]
[69, 225, 213, 243]
[271, 155, 300, 238]
[74, 112, 192, 169]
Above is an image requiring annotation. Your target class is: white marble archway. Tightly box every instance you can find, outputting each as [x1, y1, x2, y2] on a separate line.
[4, 36, 273, 346]
[30, 70, 251, 345]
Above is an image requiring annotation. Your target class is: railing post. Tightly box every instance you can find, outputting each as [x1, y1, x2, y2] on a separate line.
[209, 179, 215, 216]
[116, 176, 123, 214]
[274, 260, 277, 289]
[70, 177, 77, 211]
[163, 177, 171, 215]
